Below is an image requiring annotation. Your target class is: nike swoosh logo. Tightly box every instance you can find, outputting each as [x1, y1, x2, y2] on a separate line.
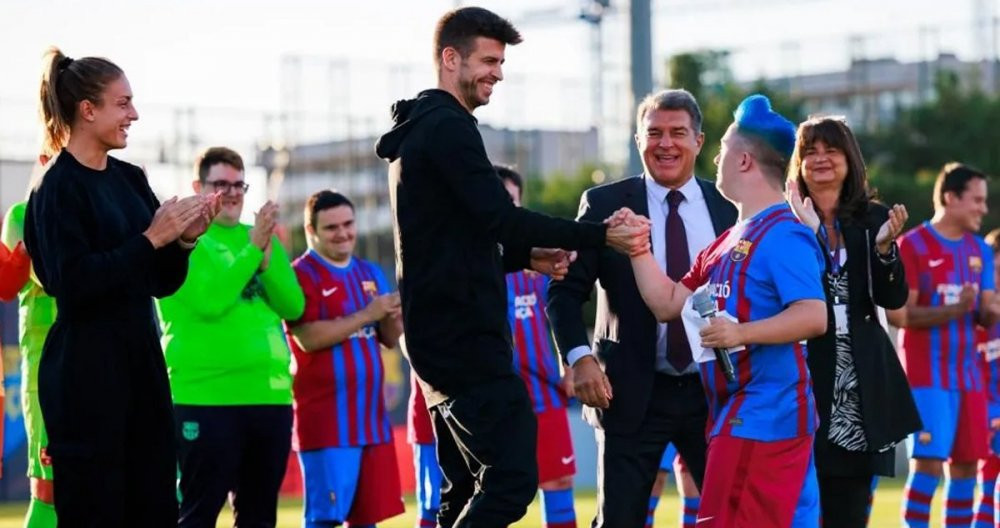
[561, 455, 575, 465]
[322, 287, 338, 297]
[929, 258, 945, 267]
[696, 516, 715, 524]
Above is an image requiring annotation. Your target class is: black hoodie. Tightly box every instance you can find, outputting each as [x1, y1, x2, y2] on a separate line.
[376, 89, 607, 405]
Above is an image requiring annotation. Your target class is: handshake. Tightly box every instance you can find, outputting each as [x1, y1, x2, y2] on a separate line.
[604, 207, 652, 257]
[529, 208, 651, 280]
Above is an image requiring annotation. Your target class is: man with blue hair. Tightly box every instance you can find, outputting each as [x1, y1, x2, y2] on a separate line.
[619, 94, 828, 527]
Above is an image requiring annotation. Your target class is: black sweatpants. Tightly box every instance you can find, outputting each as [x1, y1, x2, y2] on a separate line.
[430, 375, 539, 528]
[174, 404, 292, 528]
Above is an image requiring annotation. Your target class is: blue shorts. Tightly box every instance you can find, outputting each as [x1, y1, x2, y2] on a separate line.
[907, 387, 988, 462]
[791, 452, 820, 528]
[413, 443, 442, 511]
[299, 447, 363, 523]
[660, 443, 677, 473]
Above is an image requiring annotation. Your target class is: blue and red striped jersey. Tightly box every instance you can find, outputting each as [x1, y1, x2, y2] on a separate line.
[506, 270, 568, 413]
[897, 222, 995, 391]
[979, 325, 1000, 419]
[285, 250, 393, 451]
[680, 203, 825, 442]
[407, 372, 435, 445]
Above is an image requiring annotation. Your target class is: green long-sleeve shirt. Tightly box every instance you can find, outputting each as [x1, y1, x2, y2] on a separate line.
[158, 222, 305, 405]
[2, 201, 56, 393]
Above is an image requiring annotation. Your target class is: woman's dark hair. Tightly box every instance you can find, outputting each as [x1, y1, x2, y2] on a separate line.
[788, 116, 875, 223]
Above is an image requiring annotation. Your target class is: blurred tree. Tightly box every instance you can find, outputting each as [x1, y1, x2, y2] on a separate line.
[523, 164, 611, 220]
[859, 70, 1000, 229]
[666, 51, 806, 180]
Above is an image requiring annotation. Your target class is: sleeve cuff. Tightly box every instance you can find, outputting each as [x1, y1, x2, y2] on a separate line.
[876, 242, 899, 264]
[177, 237, 198, 250]
[567, 346, 594, 366]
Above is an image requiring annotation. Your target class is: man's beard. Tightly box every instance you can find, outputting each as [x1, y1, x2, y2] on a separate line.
[458, 72, 485, 111]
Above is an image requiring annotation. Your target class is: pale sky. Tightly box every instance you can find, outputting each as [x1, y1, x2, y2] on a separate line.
[0, 0, 990, 166]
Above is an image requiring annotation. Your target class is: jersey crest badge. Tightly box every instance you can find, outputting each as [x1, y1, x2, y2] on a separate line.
[730, 239, 752, 262]
[182, 421, 200, 441]
[970, 255, 983, 273]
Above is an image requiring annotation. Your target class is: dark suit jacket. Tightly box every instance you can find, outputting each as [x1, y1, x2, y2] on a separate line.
[808, 203, 922, 477]
[547, 175, 738, 434]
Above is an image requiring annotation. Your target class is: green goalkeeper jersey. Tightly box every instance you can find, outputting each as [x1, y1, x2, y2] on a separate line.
[1, 202, 56, 393]
[158, 222, 305, 405]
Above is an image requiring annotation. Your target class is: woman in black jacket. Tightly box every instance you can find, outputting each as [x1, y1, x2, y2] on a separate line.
[25, 47, 218, 526]
[787, 116, 922, 527]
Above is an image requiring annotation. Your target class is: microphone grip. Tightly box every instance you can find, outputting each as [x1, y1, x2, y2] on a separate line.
[702, 312, 737, 383]
[714, 347, 737, 383]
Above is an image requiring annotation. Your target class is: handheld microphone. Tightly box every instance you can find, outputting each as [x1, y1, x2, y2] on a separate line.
[691, 290, 737, 384]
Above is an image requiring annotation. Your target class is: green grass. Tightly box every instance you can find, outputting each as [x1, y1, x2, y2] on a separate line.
[0, 477, 963, 527]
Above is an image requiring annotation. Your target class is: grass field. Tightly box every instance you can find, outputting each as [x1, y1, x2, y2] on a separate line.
[0, 476, 970, 527]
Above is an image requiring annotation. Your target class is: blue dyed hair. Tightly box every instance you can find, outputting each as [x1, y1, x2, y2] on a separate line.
[730, 94, 796, 184]
[733, 94, 796, 159]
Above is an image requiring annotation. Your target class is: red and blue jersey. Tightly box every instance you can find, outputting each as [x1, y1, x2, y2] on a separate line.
[407, 372, 435, 445]
[506, 271, 568, 414]
[285, 250, 393, 451]
[897, 223, 995, 392]
[680, 203, 825, 442]
[979, 324, 1000, 419]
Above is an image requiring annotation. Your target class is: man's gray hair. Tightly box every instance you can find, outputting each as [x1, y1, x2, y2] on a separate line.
[635, 89, 703, 133]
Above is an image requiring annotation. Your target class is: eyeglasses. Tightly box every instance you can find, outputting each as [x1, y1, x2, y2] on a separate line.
[206, 180, 250, 194]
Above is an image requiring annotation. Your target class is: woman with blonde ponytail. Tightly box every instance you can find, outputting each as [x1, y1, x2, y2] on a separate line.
[23, 47, 220, 527]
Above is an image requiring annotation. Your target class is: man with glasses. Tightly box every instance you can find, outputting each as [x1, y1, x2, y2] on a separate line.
[158, 146, 306, 527]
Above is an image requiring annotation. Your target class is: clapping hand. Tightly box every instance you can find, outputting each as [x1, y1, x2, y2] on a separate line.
[365, 292, 402, 322]
[786, 183, 820, 233]
[530, 248, 577, 280]
[875, 204, 908, 255]
[604, 207, 652, 257]
[180, 192, 223, 244]
[250, 201, 279, 250]
[144, 196, 207, 249]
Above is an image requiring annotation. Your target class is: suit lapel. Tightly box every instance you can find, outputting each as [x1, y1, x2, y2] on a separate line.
[623, 175, 649, 217]
[697, 178, 732, 237]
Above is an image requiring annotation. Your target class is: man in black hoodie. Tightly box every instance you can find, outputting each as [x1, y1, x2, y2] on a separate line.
[375, 7, 647, 527]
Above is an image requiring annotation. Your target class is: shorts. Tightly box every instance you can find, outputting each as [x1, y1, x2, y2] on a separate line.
[536, 407, 576, 483]
[697, 434, 818, 528]
[413, 442, 442, 512]
[24, 388, 53, 481]
[908, 387, 988, 463]
[299, 442, 404, 525]
[660, 444, 677, 473]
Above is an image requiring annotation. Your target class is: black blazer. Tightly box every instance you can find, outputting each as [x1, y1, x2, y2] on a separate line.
[807, 203, 922, 476]
[547, 175, 737, 433]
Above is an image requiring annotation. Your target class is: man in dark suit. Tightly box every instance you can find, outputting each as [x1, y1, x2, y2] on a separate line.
[547, 89, 738, 528]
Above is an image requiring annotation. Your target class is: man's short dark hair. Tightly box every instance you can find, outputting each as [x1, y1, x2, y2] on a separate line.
[495, 165, 522, 199]
[635, 89, 703, 134]
[305, 190, 354, 229]
[934, 162, 989, 209]
[194, 146, 244, 183]
[434, 7, 522, 67]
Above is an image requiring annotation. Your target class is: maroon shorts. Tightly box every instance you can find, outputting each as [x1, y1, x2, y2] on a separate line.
[536, 407, 576, 483]
[697, 434, 815, 528]
[348, 442, 406, 525]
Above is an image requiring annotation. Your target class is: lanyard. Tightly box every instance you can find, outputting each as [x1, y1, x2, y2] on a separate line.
[818, 219, 843, 275]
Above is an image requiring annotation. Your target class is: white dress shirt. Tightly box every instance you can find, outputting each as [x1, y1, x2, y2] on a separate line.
[566, 175, 718, 374]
